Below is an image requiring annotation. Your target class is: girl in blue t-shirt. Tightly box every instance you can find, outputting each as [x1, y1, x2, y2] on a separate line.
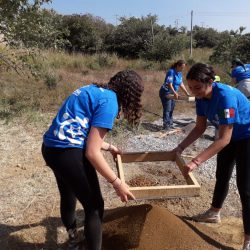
[159, 60, 190, 130]
[42, 70, 144, 250]
[173, 63, 250, 250]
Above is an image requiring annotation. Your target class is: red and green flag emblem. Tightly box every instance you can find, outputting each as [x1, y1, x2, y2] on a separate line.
[219, 108, 235, 119]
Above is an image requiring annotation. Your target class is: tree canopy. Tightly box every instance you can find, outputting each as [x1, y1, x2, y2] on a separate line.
[1, 1, 250, 67]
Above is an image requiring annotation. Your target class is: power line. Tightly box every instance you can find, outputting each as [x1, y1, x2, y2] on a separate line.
[195, 11, 250, 17]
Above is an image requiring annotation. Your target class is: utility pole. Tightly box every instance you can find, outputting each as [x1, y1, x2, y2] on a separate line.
[115, 14, 119, 26]
[151, 19, 155, 44]
[190, 10, 193, 57]
[175, 19, 179, 29]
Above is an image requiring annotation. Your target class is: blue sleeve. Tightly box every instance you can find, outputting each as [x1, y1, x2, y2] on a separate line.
[92, 98, 118, 129]
[217, 95, 238, 125]
[164, 69, 174, 84]
[196, 100, 205, 116]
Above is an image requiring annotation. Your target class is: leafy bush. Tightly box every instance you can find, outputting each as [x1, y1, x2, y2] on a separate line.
[96, 53, 116, 68]
[61, 14, 112, 53]
[186, 58, 196, 66]
[140, 33, 189, 62]
[86, 53, 117, 70]
[193, 26, 220, 48]
[44, 71, 59, 89]
[210, 30, 250, 65]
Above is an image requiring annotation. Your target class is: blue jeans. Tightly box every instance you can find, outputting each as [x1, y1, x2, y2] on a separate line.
[159, 87, 175, 128]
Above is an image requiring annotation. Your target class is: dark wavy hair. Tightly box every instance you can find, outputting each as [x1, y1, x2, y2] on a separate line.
[107, 69, 144, 127]
[186, 63, 215, 83]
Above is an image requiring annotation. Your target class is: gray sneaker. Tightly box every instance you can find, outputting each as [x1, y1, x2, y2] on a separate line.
[243, 241, 250, 250]
[192, 209, 221, 223]
[67, 228, 85, 250]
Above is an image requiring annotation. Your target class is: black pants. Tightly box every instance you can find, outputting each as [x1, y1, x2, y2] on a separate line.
[42, 144, 104, 250]
[212, 138, 250, 234]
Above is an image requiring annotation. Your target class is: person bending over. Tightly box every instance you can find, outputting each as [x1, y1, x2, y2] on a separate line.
[172, 63, 250, 250]
[42, 69, 144, 250]
[231, 58, 250, 99]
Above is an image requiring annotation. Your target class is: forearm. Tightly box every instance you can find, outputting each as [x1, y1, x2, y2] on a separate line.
[86, 150, 117, 183]
[169, 83, 177, 95]
[194, 138, 229, 165]
[180, 83, 189, 95]
[178, 126, 205, 150]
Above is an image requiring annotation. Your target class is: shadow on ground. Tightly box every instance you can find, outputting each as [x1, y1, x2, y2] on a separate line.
[180, 216, 235, 250]
[141, 122, 163, 132]
[0, 217, 65, 250]
[0, 205, 236, 250]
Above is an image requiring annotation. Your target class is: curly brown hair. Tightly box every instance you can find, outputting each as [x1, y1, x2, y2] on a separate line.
[108, 69, 144, 127]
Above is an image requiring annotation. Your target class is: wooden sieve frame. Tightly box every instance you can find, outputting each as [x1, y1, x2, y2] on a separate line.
[115, 151, 200, 199]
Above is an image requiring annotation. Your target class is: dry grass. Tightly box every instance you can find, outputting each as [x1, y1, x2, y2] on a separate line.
[0, 48, 216, 125]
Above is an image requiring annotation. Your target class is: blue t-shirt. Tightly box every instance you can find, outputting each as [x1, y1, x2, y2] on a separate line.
[196, 82, 250, 141]
[43, 84, 118, 148]
[161, 68, 183, 94]
[231, 64, 250, 82]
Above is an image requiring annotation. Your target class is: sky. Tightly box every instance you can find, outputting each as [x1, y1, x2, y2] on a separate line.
[44, 0, 250, 33]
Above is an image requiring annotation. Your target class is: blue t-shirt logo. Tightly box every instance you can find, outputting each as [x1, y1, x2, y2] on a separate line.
[43, 84, 118, 148]
[56, 113, 89, 145]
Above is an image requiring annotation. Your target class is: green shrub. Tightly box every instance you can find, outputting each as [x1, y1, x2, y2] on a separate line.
[186, 58, 196, 66]
[96, 53, 115, 68]
[86, 60, 101, 70]
[44, 71, 59, 89]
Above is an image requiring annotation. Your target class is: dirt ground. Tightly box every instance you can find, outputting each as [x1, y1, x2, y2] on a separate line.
[0, 115, 245, 250]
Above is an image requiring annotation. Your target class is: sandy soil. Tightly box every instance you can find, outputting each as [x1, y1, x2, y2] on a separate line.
[0, 115, 244, 250]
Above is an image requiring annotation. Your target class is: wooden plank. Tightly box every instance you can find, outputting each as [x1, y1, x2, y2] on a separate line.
[129, 185, 200, 199]
[175, 153, 193, 185]
[167, 94, 195, 102]
[116, 155, 125, 183]
[175, 153, 200, 186]
[158, 128, 183, 138]
[120, 151, 175, 163]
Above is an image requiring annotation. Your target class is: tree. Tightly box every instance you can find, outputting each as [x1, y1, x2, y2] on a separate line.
[0, 0, 54, 73]
[105, 15, 158, 58]
[8, 9, 67, 49]
[210, 28, 250, 65]
[140, 33, 189, 62]
[0, 0, 71, 75]
[0, 0, 68, 49]
[62, 14, 114, 53]
[0, 0, 51, 41]
[193, 26, 220, 48]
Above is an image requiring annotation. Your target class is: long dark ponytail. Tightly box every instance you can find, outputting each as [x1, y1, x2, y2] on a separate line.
[170, 60, 186, 69]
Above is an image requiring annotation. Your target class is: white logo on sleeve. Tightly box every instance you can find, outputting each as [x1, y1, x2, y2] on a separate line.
[167, 76, 173, 82]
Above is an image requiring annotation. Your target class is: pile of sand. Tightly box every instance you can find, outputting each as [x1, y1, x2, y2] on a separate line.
[102, 204, 235, 250]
